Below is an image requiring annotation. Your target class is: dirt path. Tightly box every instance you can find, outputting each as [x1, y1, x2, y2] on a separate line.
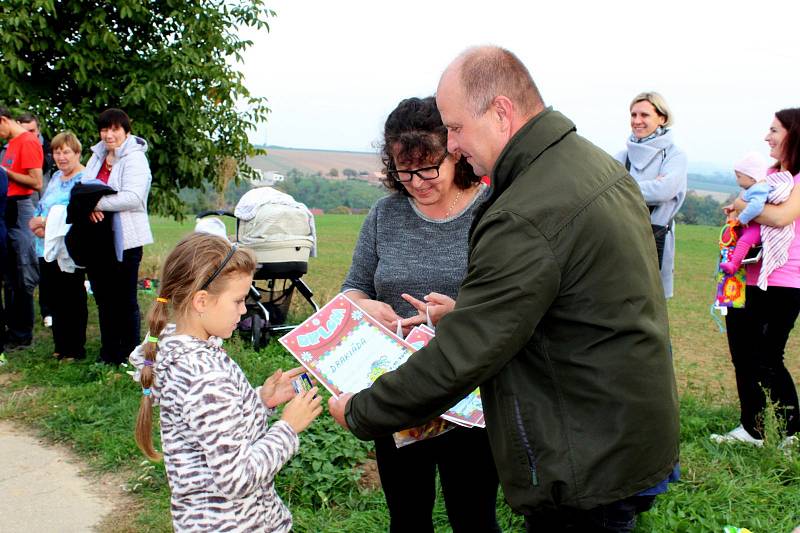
[0, 421, 116, 532]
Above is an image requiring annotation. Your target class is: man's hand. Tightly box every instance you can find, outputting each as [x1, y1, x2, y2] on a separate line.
[328, 392, 354, 430]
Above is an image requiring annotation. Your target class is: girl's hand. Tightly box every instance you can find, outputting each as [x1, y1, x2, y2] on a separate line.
[281, 387, 323, 434]
[260, 367, 307, 408]
[89, 210, 104, 223]
[400, 292, 456, 328]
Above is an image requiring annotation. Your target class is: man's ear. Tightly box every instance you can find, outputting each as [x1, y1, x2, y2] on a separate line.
[491, 96, 515, 134]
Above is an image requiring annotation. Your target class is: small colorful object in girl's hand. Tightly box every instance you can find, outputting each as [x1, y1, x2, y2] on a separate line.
[722, 527, 752, 533]
[291, 373, 314, 394]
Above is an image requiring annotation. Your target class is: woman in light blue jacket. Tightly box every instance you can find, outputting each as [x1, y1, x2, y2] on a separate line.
[615, 92, 688, 298]
[82, 108, 153, 365]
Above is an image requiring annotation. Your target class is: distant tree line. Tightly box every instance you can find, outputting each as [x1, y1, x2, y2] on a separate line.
[277, 169, 387, 211]
[676, 191, 732, 227]
[177, 171, 730, 225]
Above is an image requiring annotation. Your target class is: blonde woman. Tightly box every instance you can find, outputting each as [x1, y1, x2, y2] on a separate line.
[615, 92, 688, 298]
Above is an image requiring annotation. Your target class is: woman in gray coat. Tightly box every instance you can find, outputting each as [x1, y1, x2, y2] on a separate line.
[615, 91, 688, 298]
[82, 108, 153, 364]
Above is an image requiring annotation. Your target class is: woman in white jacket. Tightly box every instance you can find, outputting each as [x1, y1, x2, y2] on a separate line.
[82, 108, 153, 365]
[615, 92, 688, 298]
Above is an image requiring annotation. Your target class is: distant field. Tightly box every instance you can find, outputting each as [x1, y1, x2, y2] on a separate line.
[248, 146, 382, 176]
[687, 177, 737, 201]
[689, 189, 733, 202]
[143, 216, 799, 397]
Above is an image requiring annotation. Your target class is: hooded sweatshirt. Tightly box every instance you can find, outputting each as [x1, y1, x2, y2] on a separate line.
[130, 325, 299, 532]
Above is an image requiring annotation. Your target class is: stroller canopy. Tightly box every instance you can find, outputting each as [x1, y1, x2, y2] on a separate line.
[234, 187, 317, 264]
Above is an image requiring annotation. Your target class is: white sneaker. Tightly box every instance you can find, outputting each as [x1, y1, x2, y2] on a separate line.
[710, 425, 764, 446]
[43, 316, 53, 328]
[780, 435, 798, 450]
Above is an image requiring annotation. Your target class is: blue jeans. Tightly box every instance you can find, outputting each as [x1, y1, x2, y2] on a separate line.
[1, 196, 39, 345]
[524, 495, 656, 533]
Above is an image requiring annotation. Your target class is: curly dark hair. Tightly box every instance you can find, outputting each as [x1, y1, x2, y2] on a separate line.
[380, 96, 480, 195]
[775, 108, 800, 175]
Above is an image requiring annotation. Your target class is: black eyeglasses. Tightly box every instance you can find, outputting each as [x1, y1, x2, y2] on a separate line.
[200, 243, 239, 290]
[387, 153, 448, 183]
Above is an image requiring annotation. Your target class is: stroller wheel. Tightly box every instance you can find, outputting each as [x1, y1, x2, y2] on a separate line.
[250, 314, 269, 351]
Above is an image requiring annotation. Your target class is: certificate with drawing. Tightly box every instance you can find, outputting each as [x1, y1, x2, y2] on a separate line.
[279, 293, 485, 429]
[279, 293, 414, 397]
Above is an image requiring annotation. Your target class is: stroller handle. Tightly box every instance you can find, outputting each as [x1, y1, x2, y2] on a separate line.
[196, 210, 236, 219]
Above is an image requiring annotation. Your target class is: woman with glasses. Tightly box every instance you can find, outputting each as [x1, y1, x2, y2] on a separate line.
[341, 97, 499, 533]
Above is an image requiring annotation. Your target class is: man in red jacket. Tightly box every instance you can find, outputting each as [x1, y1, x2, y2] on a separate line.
[0, 105, 43, 353]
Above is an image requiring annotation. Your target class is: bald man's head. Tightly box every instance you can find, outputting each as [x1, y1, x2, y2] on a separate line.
[448, 46, 544, 120]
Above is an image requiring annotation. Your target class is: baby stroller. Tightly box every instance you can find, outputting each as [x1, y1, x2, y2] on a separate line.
[196, 188, 319, 350]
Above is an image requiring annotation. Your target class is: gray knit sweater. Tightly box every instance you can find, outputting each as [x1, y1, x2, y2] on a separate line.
[342, 184, 488, 318]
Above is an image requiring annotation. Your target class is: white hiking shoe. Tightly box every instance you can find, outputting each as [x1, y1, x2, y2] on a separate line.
[710, 425, 764, 446]
[43, 316, 53, 328]
[780, 435, 798, 450]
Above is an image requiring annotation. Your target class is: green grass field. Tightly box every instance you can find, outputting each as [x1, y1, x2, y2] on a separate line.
[0, 216, 799, 532]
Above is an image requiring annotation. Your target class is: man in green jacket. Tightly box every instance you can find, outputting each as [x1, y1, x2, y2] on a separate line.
[329, 46, 679, 531]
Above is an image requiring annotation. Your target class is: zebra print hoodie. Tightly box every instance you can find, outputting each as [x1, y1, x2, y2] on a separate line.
[130, 325, 299, 532]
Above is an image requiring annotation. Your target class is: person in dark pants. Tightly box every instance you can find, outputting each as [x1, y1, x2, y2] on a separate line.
[0, 105, 43, 352]
[715, 108, 800, 446]
[29, 131, 87, 360]
[330, 47, 680, 533]
[80, 109, 153, 365]
[340, 96, 499, 532]
[0, 165, 7, 359]
[374, 426, 499, 533]
[18, 112, 55, 327]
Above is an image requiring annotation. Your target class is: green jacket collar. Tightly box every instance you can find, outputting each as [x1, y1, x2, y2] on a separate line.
[490, 108, 576, 199]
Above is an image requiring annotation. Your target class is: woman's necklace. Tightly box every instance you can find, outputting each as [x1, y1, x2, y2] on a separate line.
[444, 188, 463, 218]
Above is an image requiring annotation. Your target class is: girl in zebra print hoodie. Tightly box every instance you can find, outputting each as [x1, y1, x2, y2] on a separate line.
[130, 233, 322, 532]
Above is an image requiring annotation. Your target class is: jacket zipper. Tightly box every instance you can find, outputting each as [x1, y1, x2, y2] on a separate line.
[513, 397, 539, 487]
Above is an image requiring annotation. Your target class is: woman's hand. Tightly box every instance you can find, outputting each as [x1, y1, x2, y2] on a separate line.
[350, 297, 402, 331]
[732, 197, 747, 214]
[722, 203, 735, 216]
[260, 367, 308, 408]
[281, 387, 323, 434]
[89, 210, 104, 223]
[723, 196, 746, 218]
[28, 216, 45, 237]
[400, 292, 456, 328]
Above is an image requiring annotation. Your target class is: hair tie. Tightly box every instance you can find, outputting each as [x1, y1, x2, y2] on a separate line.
[156, 297, 169, 304]
[146, 335, 159, 344]
[143, 360, 153, 367]
[142, 388, 151, 396]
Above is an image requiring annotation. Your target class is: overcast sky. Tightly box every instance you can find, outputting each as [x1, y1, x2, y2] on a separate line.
[240, 0, 800, 171]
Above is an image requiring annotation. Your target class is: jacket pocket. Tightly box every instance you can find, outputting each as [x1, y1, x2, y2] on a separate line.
[512, 396, 539, 487]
